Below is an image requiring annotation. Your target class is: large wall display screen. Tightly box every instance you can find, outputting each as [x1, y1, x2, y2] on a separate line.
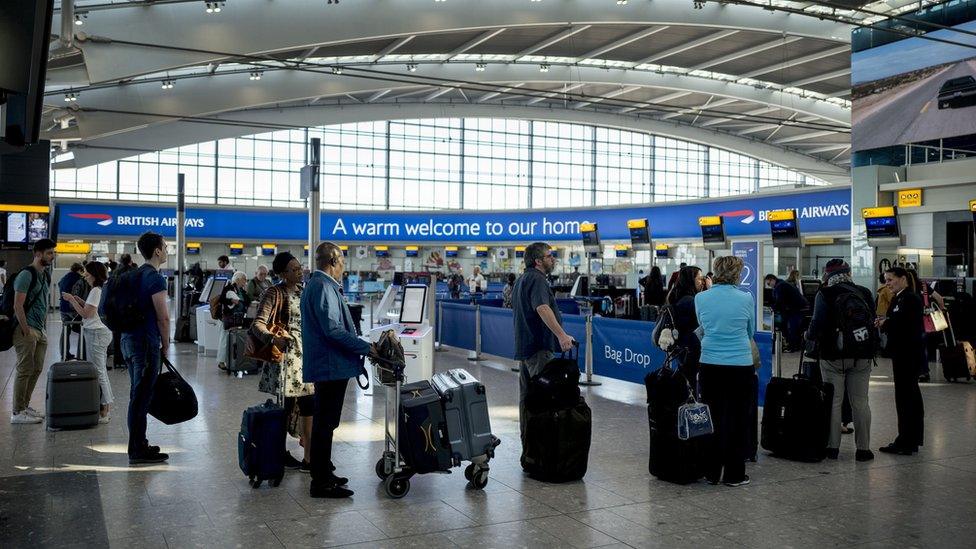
[852, 5, 976, 152]
[55, 188, 851, 242]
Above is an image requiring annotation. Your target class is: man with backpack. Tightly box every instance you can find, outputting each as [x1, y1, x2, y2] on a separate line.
[58, 263, 85, 360]
[6, 239, 55, 425]
[765, 273, 808, 353]
[805, 259, 876, 462]
[105, 232, 171, 464]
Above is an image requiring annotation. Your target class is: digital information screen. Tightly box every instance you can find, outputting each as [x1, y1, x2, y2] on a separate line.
[445, 250, 458, 258]
[261, 248, 276, 256]
[475, 250, 489, 258]
[770, 219, 800, 241]
[6, 212, 27, 244]
[655, 247, 669, 258]
[629, 226, 649, 245]
[229, 247, 244, 256]
[405, 249, 419, 257]
[399, 285, 427, 324]
[615, 248, 629, 258]
[186, 246, 201, 255]
[581, 226, 600, 247]
[701, 223, 725, 244]
[865, 216, 899, 238]
[376, 250, 390, 257]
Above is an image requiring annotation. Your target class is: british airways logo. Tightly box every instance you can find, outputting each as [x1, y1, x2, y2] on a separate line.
[719, 209, 756, 224]
[68, 213, 114, 226]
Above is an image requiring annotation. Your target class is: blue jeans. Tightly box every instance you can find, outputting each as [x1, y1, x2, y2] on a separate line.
[121, 333, 161, 457]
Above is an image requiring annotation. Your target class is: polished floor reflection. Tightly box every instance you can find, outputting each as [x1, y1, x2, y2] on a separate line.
[2, 322, 976, 548]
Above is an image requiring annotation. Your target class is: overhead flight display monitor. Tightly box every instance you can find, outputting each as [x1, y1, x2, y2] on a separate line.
[339, 245, 348, 256]
[261, 244, 277, 256]
[405, 245, 419, 258]
[474, 246, 489, 258]
[229, 243, 244, 256]
[445, 246, 458, 258]
[655, 244, 669, 258]
[863, 206, 901, 246]
[699, 216, 727, 250]
[768, 209, 801, 247]
[580, 222, 601, 253]
[614, 245, 631, 258]
[514, 246, 525, 258]
[375, 245, 390, 258]
[186, 242, 201, 255]
[628, 218, 651, 247]
[970, 200, 976, 228]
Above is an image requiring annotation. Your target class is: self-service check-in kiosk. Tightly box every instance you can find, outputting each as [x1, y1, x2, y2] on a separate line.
[196, 274, 229, 356]
[368, 283, 434, 385]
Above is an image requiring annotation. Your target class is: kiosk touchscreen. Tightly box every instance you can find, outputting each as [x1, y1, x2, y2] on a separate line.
[368, 283, 434, 385]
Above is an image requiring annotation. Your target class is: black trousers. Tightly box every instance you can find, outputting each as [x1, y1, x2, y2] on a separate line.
[310, 378, 349, 486]
[699, 364, 754, 483]
[891, 354, 925, 448]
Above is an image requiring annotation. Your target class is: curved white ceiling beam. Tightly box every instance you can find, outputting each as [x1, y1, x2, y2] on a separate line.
[56, 103, 849, 185]
[53, 63, 850, 142]
[52, 0, 851, 85]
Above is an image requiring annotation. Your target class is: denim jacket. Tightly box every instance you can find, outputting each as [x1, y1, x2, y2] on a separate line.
[301, 271, 371, 383]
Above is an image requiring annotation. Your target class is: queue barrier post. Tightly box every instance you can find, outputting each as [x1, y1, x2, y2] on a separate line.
[579, 312, 602, 386]
[773, 324, 782, 378]
[435, 300, 446, 352]
[467, 303, 482, 362]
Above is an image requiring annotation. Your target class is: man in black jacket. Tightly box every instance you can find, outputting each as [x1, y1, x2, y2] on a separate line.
[876, 266, 925, 455]
[765, 274, 807, 352]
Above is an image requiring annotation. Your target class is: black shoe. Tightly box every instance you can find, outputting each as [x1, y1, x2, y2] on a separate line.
[919, 374, 930, 383]
[856, 450, 875, 462]
[129, 452, 169, 465]
[879, 443, 916, 456]
[146, 445, 161, 455]
[310, 484, 354, 498]
[328, 472, 348, 485]
[284, 452, 303, 470]
[330, 461, 337, 472]
[826, 448, 839, 460]
[724, 475, 751, 487]
[301, 461, 314, 475]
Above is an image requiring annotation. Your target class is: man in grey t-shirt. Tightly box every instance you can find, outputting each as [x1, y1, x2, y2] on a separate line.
[512, 242, 575, 443]
[11, 239, 55, 425]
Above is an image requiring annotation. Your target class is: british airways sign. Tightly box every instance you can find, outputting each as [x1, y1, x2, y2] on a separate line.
[56, 187, 851, 242]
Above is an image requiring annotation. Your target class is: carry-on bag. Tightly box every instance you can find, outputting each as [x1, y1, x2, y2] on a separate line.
[939, 321, 974, 382]
[398, 380, 453, 473]
[522, 397, 591, 483]
[760, 354, 833, 462]
[238, 398, 286, 488]
[430, 369, 498, 462]
[150, 357, 198, 425]
[46, 323, 100, 431]
[645, 356, 707, 484]
[525, 345, 581, 413]
[227, 327, 261, 375]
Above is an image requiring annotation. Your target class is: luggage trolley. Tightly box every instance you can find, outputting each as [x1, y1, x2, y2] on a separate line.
[372, 355, 498, 499]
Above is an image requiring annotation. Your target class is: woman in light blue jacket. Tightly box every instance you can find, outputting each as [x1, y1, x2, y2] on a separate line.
[695, 255, 756, 487]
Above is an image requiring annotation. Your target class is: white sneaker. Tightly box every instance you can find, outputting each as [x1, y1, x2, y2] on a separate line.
[98, 416, 111, 424]
[24, 406, 45, 419]
[10, 412, 43, 424]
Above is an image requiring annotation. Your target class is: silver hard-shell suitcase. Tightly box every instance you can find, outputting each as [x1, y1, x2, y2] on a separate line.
[46, 323, 100, 430]
[430, 369, 497, 463]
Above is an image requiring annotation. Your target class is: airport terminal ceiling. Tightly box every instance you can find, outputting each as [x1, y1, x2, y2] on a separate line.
[37, 0, 930, 182]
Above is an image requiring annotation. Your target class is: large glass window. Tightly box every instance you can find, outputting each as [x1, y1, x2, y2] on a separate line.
[50, 118, 828, 209]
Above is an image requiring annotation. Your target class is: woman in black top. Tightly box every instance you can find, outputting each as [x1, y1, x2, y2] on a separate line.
[665, 266, 705, 379]
[876, 267, 925, 455]
[643, 266, 666, 307]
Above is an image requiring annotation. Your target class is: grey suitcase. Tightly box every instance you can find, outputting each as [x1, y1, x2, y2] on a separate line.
[430, 369, 496, 463]
[47, 325, 100, 430]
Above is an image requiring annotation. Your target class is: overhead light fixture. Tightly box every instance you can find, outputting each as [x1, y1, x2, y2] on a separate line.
[326, 0, 340, 4]
[332, 67, 343, 75]
[205, 2, 224, 13]
[475, 63, 486, 72]
[249, 71, 263, 81]
[63, 92, 78, 102]
[539, 64, 550, 73]
[161, 80, 175, 90]
[406, 63, 418, 72]
[74, 12, 87, 25]
[617, 0, 628, 5]
[693, 0, 706, 8]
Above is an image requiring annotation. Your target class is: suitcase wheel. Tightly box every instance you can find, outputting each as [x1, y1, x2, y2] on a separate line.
[470, 469, 489, 490]
[384, 475, 410, 499]
[249, 477, 262, 489]
[376, 458, 389, 480]
[464, 464, 475, 481]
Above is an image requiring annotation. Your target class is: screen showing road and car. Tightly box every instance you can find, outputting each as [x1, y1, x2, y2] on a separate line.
[852, 4, 976, 152]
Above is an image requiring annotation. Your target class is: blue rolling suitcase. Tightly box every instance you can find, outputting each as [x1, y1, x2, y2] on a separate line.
[430, 369, 498, 463]
[238, 399, 286, 488]
[398, 381, 453, 474]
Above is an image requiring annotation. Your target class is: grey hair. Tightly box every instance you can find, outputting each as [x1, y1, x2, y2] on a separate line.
[232, 271, 248, 285]
[711, 256, 744, 286]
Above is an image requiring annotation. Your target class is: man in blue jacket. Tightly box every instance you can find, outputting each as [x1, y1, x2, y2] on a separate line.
[302, 241, 374, 498]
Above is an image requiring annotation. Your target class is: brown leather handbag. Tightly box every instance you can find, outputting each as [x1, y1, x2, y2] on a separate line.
[245, 288, 287, 363]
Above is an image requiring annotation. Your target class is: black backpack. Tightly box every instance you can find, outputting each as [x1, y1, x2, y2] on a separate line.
[0, 267, 44, 352]
[826, 285, 878, 359]
[100, 265, 148, 333]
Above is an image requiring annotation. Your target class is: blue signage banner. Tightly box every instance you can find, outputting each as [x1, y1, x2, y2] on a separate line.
[55, 187, 850, 242]
[591, 316, 664, 384]
[732, 241, 760, 304]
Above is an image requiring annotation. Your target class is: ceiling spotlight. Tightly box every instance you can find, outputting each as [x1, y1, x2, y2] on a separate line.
[63, 92, 78, 102]
[406, 63, 418, 72]
[475, 63, 486, 72]
[539, 64, 550, 73]
[74, 13, 87, 25]
[161, 80, 175, 90]
[332, 66, 343, 75]
[205, 2, 224, 13]
[326, 0, 340, 4]
[616, 0, 628, 4]
[434, 0, 446, 3]
[693, 0, 706, 8]
[249, 71, 263, 81]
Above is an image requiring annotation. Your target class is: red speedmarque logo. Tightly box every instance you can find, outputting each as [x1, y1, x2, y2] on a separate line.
[718, 209, 755, 224]
[69, 213, 114, 226]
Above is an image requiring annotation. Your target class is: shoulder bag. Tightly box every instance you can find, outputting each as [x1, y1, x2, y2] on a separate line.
[921, 284, 948, 333]
[246, 288, 288, 363]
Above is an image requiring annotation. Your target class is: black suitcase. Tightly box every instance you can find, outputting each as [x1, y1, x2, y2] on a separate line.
[399, 381, 453, 474]
[522, 398, 591, 483]
[761, 357, 833, 463]
[238, 399, 286, 488]
[174, 316, 193, 343]
[526, 347, 582, 413]
[645, 364, 706, 484]
[46, 325, 100, 431]
[227, 327, 261, 375]
[640, 305, 659, 322]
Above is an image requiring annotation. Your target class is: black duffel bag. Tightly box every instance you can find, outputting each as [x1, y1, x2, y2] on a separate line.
[150, 357, 199, 425]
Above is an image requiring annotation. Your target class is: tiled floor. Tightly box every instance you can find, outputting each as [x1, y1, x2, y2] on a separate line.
[2, 319, 976, 548]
